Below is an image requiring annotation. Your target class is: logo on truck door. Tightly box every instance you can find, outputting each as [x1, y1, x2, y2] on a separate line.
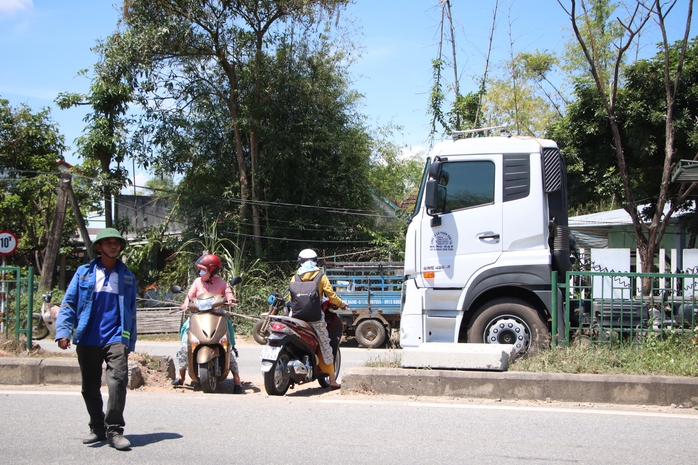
[430, 231, 454, 251]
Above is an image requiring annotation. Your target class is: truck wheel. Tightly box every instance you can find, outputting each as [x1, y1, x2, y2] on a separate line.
[355, 319, 387, 348]
[467, 301, 549, 355]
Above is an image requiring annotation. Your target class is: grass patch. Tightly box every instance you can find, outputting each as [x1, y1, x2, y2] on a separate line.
[512, 333, 698, 377]
[137, 333, 179, 342]
[364, 349, 402, 368]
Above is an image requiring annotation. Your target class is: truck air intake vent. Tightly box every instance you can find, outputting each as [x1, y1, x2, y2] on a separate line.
[542, 148, 563, 193]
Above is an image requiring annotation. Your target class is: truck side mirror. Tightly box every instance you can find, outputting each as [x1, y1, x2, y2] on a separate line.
[428, 159, 442, 179]
[425, 179, 446, 215]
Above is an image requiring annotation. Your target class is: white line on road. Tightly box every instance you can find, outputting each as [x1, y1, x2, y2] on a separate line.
[321, 399, 698, 420]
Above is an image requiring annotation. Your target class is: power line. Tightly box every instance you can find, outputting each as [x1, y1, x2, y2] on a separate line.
[9, 168, 402, 220]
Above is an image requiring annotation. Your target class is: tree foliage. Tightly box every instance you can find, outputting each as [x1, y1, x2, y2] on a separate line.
[557, 0, 696, 278]
[55, 43, 134, 228]
[108, 0, 376, 260]
[0, 98, 71, 272]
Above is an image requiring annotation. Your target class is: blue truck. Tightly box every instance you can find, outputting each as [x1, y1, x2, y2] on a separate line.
[323, 262, 403, 348]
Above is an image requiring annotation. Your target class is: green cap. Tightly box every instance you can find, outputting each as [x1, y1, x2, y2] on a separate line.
[92, 228, 127, 254]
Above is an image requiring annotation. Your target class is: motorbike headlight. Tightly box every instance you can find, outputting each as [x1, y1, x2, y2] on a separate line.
[197, 297, 215, 311]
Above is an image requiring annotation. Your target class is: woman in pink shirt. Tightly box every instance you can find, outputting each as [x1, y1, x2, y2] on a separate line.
[172, 254, 243, 393]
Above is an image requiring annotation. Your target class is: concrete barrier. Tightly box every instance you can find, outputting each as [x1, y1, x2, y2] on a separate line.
[401, 343, 515, 371]
[342, 367, 698, 407]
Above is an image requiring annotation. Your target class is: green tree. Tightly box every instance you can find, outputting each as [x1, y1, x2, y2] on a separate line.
[113, 0, 355, 257]
[558, 0, 696, 280]
[0, 98, 71, 274]
[367, 125, 424, 205]
[55, 41, 134, 228]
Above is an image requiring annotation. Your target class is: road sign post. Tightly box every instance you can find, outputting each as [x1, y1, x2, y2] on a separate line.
[0, 230, 17, 332]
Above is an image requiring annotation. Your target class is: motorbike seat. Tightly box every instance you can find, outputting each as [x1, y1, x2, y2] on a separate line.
[269, 315, 313, 330]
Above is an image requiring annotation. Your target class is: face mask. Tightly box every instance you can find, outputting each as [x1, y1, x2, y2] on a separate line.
[199, 270, 207, 277]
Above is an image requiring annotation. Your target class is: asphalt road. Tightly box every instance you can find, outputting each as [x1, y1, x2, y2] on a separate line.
[2, 384, 697, 465]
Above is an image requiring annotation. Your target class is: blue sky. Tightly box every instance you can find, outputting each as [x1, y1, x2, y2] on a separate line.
[1, 1, 694, 187]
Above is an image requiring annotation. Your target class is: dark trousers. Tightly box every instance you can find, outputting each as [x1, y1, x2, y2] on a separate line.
[76, 342, 129, 435]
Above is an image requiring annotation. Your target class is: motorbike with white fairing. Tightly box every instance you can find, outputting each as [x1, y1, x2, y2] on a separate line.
[171, 276, 242, 393]
[260, 297, 343, 396]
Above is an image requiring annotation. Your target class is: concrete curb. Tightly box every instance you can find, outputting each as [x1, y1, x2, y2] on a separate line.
[342, 367, 698, 407]
[3, 358, 698, 407]
[0, 358, 81, 385]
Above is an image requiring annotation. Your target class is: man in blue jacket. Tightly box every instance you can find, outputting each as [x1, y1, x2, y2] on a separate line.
[55, 228, 137, 451]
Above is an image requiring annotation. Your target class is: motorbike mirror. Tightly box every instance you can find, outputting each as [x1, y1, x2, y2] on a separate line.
[170, 285, 182, 294]
[230, 276, 242, 287]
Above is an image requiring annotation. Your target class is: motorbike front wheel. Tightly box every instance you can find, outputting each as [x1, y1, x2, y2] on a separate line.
[21, 316, 49, 340]
[263, 349, 291, 396]
[252, 318, 270, 345]
[318, 348, 341, 388]
[199, 360, 217, 393]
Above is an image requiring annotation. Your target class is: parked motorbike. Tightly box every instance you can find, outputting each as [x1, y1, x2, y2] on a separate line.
[171, 276, 242, 393]
[27, 291, 59, 340]
[252, 291, 288, 345]
[261, 298, 344, 396]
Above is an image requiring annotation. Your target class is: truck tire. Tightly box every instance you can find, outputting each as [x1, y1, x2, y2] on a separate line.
[467, 301, 549, 355]
[355, 319, 387, 348]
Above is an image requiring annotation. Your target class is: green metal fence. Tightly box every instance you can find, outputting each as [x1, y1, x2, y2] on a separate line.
[0, 266, 35, 350]
[552, 270, 698, 346]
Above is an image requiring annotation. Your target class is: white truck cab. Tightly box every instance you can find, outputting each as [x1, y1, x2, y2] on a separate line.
[400, 130, 573, 354]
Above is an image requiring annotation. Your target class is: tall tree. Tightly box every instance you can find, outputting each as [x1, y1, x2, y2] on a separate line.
[56, 46, 133, 228]
[558, 0, 695, 281]
[428, 0, 499, 138]
[116, 0, 352, 256]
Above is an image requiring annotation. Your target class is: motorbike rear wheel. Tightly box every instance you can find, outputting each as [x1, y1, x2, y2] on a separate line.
[263, 349, 291, 396]
[318, 348, 341, 388]
[252, 318, 270, 345]
[21, 316, 50, 340]
[199, 360, 217, 393]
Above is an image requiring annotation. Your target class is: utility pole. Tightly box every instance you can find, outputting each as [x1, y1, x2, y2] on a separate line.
[39, 171, 70, 292]
[66, 175, 94, 261]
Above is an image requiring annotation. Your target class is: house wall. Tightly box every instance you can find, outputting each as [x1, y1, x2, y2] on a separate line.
[116, 194, 185, 235]
[608, 225, 685, 252]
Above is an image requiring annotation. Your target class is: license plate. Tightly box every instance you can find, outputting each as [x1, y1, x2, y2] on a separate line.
[260, 345, 281, 361]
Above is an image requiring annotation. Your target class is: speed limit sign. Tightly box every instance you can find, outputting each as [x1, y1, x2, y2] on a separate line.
[0, 231, 18, 255]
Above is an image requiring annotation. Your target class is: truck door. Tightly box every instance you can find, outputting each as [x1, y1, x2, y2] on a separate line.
[420, 156, 502, 289]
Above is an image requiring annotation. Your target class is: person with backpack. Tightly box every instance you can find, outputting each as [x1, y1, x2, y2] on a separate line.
[289, 249, 347, 390]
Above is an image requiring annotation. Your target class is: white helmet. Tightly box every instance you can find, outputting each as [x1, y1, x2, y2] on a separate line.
[298, 248, 318, 264]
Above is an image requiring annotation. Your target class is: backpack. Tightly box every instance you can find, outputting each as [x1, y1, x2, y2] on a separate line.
[289, 272, 323, 322]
